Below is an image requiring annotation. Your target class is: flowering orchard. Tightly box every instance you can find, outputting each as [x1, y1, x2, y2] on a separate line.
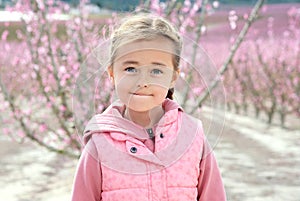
[0, 0, 105, 157]
[0, 0, 265, 157]
[224, 5, 300, 127]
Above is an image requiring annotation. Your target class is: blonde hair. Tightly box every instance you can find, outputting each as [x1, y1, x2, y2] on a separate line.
[109, 13, 182, 99]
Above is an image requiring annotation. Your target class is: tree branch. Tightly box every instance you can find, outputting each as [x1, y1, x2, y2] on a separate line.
[181, 0, 209, 108]
[191, 0, 265, 114]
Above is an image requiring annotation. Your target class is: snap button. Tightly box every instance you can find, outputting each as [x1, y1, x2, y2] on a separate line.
[160, 133, 164, 138]
[130, 146, 137, 153]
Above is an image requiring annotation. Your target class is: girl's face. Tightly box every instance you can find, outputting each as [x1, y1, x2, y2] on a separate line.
[108, 38, 179, 112]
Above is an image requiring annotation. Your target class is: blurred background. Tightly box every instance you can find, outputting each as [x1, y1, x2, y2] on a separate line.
[0, 0, 299, 201]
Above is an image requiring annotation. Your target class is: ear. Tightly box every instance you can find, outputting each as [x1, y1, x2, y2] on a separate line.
[107, 66, 114, 84]
[170, 69, 179, 88]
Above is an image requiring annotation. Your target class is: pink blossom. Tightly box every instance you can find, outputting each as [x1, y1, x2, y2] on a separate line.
[16, 29, 24, 40]
[49, 96, 56, 104]
[38, 47, 46, 55]
[179, 26, 186, 34]
[60, 80, 66, 86]
[30, 71, 37, 79]
[267, 17, 274, 28]
[74, 17, 81, 25]
[60, 105, 66, 112]
[3, 101, 9, 108]
[262, 5, 268, 13]
[44, 86, 51, 92]
[212, 1, 219, 9]
[2, 128, 9, 135]
[47, 65, 53, 72]
[56, 128, 65, 136]
[39, 123, 47, 132]
[228, 10, 238, 30]
[24, 108, 32, 116]
[1, 30, 9, 41]
[59, 65, 66, 74]
[283, 30, 290, 37]
[33, 64, 39, 71]
[18, 130, 25, 138]
[201, 25, 207, 34]
[182, 0, 191, 13]
[63, 137, 71, 145]
[102, 26, 107, 39]
[46, 102, 52, 108]
[72, 63, 79, 71]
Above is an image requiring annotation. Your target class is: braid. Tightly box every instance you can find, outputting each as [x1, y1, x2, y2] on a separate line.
[166, 88, 174, 100]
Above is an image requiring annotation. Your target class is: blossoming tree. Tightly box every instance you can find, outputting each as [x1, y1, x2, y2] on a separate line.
[0, 0, 265, 157]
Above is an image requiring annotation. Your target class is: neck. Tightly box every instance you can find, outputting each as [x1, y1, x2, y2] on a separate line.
[124, 105, 165, 128]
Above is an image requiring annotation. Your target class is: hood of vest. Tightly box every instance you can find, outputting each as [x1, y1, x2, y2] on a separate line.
[83, 98, 183, 145]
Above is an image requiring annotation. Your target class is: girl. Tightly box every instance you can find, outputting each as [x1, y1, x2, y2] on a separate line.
[71, 13, 226, 201]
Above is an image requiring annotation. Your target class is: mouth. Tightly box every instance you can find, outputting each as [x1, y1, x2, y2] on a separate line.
[131, 93, 153, 96]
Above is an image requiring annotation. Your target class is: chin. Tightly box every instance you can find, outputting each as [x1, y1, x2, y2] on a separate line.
[119, 96, 164, 111]
[127, 105, 154, 112]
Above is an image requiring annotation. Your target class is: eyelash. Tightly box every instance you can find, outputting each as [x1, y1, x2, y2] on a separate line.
[124, 67, 163, 75]
[124, 67, 137, 73]
[151, 69, 163, 75]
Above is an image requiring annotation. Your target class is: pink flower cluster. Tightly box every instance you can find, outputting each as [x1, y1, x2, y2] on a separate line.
[223, 6, 300, 126]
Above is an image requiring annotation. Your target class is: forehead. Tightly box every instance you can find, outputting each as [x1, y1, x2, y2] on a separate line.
[114, 37, 176, 64]
[114, 50, 173, 68]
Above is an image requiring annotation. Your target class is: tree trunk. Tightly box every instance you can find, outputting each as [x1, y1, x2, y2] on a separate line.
[267, 111, 273, 124]
[234, 102, 240, 114]
[280, 112, 286, 128]
[255, 106, 260, 118]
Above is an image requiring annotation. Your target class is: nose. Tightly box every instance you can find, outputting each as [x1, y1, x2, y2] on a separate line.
[136, 70, 149, 88]
[138, 83, 149, 88]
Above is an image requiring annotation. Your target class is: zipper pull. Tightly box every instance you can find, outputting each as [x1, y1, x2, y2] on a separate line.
[146, 128, 154, 139]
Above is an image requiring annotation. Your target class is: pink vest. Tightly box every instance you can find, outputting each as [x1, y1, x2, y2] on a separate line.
[71, 99, 226, 201]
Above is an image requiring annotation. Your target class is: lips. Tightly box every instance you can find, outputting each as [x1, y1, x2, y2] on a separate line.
[131, 92, 153, 96]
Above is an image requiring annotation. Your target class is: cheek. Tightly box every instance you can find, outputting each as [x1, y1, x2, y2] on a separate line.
[153, 87, 169, 102]
[114, 76, 136, 101]
[114, 74, 138, 87]
[115, 82, 129, 98]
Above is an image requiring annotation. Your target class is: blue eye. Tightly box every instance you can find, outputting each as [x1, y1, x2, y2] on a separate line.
[124, 67, 137, 73]
[151, 69, 163, 75]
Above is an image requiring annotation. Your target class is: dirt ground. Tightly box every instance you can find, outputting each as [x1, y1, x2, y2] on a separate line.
[0, 108, 299, 201]
[201, 108, 300, 201]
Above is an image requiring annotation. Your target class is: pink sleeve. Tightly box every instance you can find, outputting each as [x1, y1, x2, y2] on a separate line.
[197, 138, 226, 201]
[71, 139, 102, 201]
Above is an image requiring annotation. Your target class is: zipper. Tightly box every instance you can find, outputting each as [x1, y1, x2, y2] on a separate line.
[146, 128, 155, 139]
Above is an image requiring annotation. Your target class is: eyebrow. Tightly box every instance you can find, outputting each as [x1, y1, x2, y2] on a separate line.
[122, 61, 139, 66]
[152, 62, 167, 66]
[122, 60, 168, 67]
